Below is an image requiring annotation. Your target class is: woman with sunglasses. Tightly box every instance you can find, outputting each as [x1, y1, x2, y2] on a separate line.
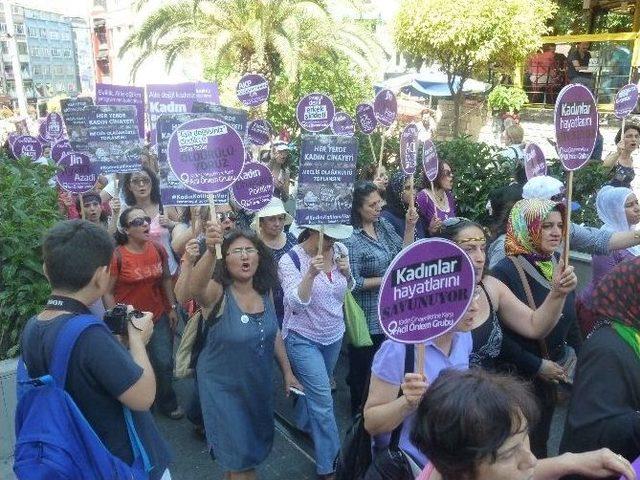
[190, 223, 300, 480]
[123, 167, 180, 276]
[416, 161, 457, 236]
[104, 207, 183, 420]
[491, 199, 581, 459]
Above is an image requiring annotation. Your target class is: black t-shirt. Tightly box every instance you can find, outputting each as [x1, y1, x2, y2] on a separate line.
[567, 49, 591, 79]
[20, 313, 172, 479]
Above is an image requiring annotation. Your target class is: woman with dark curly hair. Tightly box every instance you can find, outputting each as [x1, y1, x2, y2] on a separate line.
[381, 171, 427, 239]
[190, 225, 300, 479]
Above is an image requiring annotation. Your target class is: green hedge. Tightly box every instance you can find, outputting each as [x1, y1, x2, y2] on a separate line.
[0, 154, 62, 359]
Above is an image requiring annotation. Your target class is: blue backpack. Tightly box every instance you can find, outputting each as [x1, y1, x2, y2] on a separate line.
[14, 314, 152, 480]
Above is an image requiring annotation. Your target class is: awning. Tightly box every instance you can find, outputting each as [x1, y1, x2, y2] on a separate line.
[377, 71, 489, 98]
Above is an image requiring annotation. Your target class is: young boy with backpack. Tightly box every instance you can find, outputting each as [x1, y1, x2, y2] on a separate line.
[14, 219, 172, 479]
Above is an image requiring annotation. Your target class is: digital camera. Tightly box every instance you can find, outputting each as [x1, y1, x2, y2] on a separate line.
[103, 304, 143, 335]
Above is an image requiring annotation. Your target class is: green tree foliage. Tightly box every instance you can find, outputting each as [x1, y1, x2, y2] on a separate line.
[121, 0, 384, 83]
[394, 0, 556, 135]
[0, 155, 62, 358]
[551, 0, 633, 35]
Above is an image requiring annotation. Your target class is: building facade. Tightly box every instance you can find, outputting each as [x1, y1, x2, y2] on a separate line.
[0, 3, 35, 103]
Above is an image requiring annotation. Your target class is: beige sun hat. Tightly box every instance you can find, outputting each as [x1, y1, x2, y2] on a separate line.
[302, 224, 354, 240]
[250, 197, 293, 231]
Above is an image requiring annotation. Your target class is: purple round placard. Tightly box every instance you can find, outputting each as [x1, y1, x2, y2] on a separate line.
[422, 139, 439, 182]
[56, 152, 99, 194]
[614, 83, 639, 119]
[373, 89, 397, 127]
[51, 139, 72, 162]
[231, 162, 274, 212]
[236, 74, 270, 107]
[355, 103, 377, 135]
[247, 119, 272, 146]
[167, 118, 246, 194]
[330, 111, 355, 137]
[296, 92, 335, 133]
[378, 238, 476, 344]
[554, 84, 598, 171]
[39, 112, 65, 143]
[400, 124, 419, 175]
[524, 143, 547, 180]
[12, 135, 43, 161]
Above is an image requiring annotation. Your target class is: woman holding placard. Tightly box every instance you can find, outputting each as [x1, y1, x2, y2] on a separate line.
[278, 224, 353, 478]
[382, 171, 427, 239]
[602, 124, 640, 188]
[345, 181, 418, 415]
[491, 199, 582, 459]
[416, 161, 457, 236]
[190, 224, 300, 479]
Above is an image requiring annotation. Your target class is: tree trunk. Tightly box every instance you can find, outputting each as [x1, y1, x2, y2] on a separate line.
[452, 90, 462, 137]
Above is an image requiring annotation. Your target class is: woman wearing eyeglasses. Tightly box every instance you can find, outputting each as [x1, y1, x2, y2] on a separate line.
[123, 167, 179, 276]
[190, 224, 300, 479]
[416, 161, 457, 236]
[104, 207, 183, 420]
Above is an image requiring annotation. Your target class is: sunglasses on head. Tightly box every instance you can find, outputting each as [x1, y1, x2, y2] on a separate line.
[128, 216, 151, 227]
[217, 212, 237, 222]
[442, 216, 473, 228]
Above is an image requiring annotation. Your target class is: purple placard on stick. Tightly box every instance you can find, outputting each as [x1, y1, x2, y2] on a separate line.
[147, 82, 220, 131]
[39, 112, 65, 144]
[56, 152, 99, 194]
[400, 124, 419, 175]
[378, 238, 476, 344]
[355, 103, 377, 135]
[236, 74, 269, 107]
[96, 83, 145, 139]
[51, 139, 72, 162]
[12, 135, 42, 161]
[373, 89, 397, 127]
[296, 93, 335, 133]
[247, 119, 272, 146]
[60, 97, 94, 126]
[330, 111, 355, 137]
[422, 139, 439, 182]
[231, 162, 274, 212]
[295, 135, 358, 225]
[167, 117, 245, 194]
[524, 143, 547, 180]
[554, 84, 598, 171]
[614, 83, 639, 119]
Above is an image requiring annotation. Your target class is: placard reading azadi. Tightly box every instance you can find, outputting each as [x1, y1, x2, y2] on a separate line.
[64, 105, 142, 174]
[147, 82, 220, 131]
[378, 238, 476, 344]
[295, 135, 358, 226]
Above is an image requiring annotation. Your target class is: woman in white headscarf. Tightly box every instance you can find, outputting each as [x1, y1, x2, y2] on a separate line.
[576, 185, 640, 335]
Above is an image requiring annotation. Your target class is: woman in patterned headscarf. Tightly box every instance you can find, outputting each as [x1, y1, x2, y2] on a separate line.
[560, 256, 640, 467]
[491, 198, 582, 459]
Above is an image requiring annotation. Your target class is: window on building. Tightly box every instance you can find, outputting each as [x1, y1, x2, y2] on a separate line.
[49, 31, 59, 41]
[51, 48, 60, 57]
[1, 42, 7, 54]
[39, 28, 46, 37]
[32, 65, 41, 75]
[27, 26, 38, 37]
[41, 65, 48, 75]
[14, 24, 25, 35]
[0, 23, 7, 33]
[17, 43, 27, 55]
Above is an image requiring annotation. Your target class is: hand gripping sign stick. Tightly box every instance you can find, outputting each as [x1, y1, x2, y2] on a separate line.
[378, 238, 476, 377]
[554, 84, 599, 267]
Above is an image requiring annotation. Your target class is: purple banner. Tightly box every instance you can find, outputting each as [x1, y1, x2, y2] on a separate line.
[51, 139, 72, 162]
[167, 118, 245, 194]
[614, 83, 639, 119]
[60, 97, 94, 126]
[147, 82, 220, 131]
[65, 105, 142, 174]
[12, 135, 42, 161]
[422, 140, 439, 182]
[524, 143, 547, 180]
[373, 89, 397, 127]
[378, 238, 476, 344]
[39, 112, 65, 144]
[355, 103, 377, 135]
[554, 84, 598, 171]
[236, 74, 269, 107]
[96, 83, 145, 139]
[330, 111, 355, 137]
[56, 152, 99, 194]
[295, 135, 358, 225]
[247, 119, 272, 146]
[191, 102, 248, 139]
[231, 162, 274, 212]
[296, 93, 335, 133]
[400, 124, 419, 175]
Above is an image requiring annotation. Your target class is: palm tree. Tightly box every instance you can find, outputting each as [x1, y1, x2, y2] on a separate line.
[120, 0, 385, 83]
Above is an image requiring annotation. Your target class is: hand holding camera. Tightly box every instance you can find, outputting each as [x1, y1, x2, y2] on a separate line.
[104, 304, 154, 346]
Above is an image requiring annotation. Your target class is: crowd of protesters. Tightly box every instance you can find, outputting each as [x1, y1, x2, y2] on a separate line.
[13, 116, 640, 480]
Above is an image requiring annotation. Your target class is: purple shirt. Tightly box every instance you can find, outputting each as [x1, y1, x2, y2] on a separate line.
[416, 189, 457, 234]
[371, 333, 472, 466]
[578, 249, 634, 309]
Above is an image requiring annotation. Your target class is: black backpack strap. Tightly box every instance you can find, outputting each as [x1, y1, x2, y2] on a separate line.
[288, 249, 301, 271]
[389, 344, 415, 449]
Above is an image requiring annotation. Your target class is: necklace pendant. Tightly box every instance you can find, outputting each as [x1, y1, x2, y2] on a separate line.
[240, 314, 249, 324]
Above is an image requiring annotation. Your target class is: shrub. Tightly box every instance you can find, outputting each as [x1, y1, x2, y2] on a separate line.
[0, 154, 62, 358]
[487, 85, 530, 114]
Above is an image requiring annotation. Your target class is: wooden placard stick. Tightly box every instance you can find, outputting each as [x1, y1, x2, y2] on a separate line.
[561, 170, 574, 268]
[208, 195, 223, 260]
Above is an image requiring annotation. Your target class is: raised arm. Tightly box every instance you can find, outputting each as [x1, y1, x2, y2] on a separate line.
[191, 222, 223, 308]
